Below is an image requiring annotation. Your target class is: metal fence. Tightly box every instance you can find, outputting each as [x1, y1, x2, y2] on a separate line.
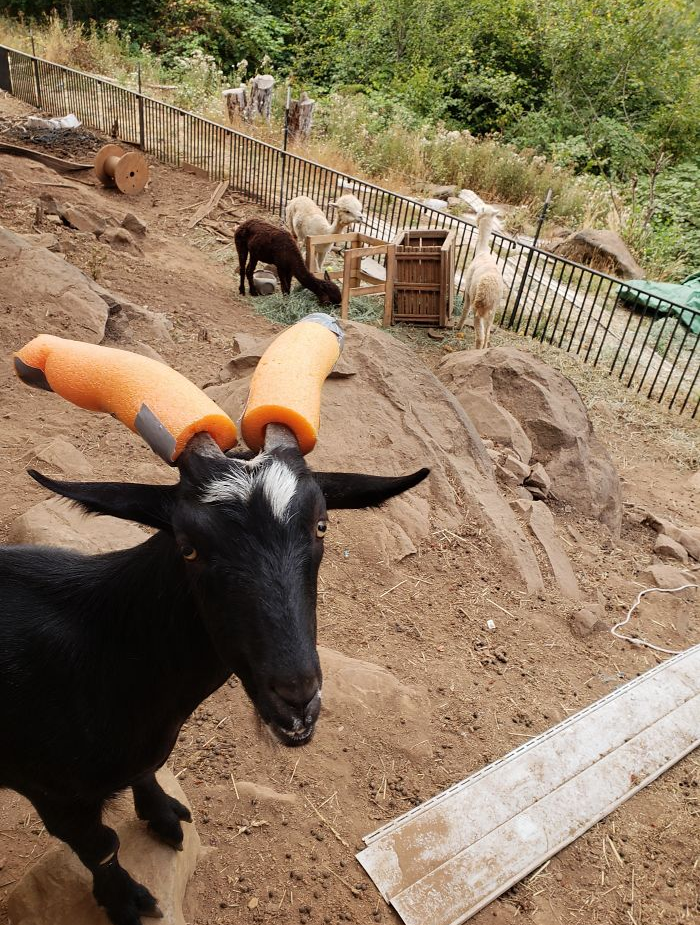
[1, 44, 698, 418]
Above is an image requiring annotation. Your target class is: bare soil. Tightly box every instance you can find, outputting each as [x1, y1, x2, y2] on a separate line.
[0, 94, 698, 925]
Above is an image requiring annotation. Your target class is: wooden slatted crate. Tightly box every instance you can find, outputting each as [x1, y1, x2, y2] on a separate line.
[392, 228, 455, 327]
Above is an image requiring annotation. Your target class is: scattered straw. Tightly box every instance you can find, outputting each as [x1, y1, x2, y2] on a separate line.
[304, 795, 351, 849]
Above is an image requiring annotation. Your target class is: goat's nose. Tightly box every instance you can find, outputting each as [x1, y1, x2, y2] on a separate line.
[273, 677, 322, 728]
[272, 675, 320, 712]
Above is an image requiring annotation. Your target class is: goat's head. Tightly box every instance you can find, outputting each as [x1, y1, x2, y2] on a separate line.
[29, 428, 428, 746]
[317, 271, 342, 306]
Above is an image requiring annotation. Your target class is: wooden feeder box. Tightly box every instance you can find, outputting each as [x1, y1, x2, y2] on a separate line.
[305, 231, 395, 323]
[391, 228, 455, 327]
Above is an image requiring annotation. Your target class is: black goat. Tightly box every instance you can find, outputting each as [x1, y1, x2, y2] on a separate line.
[0, 428, 428, 925]
[235, 218, 342, 305]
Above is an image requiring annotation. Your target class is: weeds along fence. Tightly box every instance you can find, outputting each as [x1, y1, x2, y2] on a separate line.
[1, 45, 698, 418]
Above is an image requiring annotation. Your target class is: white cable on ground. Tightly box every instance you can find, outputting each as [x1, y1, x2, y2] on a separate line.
[611, 583, 699, 655]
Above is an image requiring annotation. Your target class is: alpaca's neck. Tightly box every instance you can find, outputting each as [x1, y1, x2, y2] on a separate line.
[291, 251, 323, 292]
[330, 215, 344, 235]
[475, 215, 495, 255]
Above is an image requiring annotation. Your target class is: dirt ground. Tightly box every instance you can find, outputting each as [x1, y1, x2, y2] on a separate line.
[0, 92, 698, 925]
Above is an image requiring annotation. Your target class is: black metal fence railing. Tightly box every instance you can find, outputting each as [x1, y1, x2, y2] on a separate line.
[1, 44, 698, 418]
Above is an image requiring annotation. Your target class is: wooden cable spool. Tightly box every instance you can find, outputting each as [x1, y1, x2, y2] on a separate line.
[94, 144, 149, 195]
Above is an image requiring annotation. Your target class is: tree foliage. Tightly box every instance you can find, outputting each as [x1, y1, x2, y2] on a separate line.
[5, 0, 699, 176]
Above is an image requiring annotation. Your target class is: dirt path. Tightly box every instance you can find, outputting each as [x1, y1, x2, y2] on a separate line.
[0, 95, 698, 925]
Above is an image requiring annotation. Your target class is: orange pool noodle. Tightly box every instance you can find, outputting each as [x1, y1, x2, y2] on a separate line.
[14, 334, 237, 463]
[241, 313, 343, 455]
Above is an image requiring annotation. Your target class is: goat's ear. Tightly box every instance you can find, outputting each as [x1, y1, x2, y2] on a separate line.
[314, 468, 429, 509]
[27, 469, 177, 532]
[323, 269, 332, 282]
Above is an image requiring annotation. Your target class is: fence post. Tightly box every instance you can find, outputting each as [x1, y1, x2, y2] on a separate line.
[507, 187, 553, 329]
[278, 85, 291, 216]
[0, 47, 12, 94]
[137, 63, 145, 150]
[30, 32, 42, 109]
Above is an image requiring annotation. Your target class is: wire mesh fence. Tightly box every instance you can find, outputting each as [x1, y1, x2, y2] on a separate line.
[1, 44, 697, 418]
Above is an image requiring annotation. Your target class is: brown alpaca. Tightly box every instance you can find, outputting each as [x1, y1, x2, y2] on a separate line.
[234, 219, 342, 306]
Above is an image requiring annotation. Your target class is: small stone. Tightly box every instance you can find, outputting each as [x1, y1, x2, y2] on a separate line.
[572, 604, 607, 637]
[58, 205, 106, 236]
[514, 486, 533, 501]
[248, 896, 259, 909]
[502, 454, 531, 482]
[34, 439, 93, 478]
[121, 212, 147, 236]
[525, 462, 551, 496]
[654, 534, 689, 565]
[639, 563, 691, 589]
[101, 226, 143, 257]
[19, 232, 60, 252]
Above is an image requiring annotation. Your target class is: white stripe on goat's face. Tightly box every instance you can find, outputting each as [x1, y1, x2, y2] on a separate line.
[201, 453, 298, 522]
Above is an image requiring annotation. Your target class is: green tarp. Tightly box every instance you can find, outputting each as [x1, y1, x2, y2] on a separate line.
[618, 272, 700, 335]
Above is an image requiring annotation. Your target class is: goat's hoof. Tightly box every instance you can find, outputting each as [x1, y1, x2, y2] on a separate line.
[147, 822, 185, 851]
[97, 874, 161, 925]
[142, 904, 164, 920]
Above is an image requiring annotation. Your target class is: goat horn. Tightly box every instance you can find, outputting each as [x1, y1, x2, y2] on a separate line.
[264, 423, 300, 452]
[242, 313, 343, 455]
[14, 335, 237, 464]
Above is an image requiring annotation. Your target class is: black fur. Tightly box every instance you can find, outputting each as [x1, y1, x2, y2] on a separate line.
[0, 445, 428, 925]
[234, 218, 342, 305]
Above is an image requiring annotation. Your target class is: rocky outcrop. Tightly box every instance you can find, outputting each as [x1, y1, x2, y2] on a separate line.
[206, 323, 544, 592]
[551, 229, 644, 280]
[438, 346, 622, 534]
[0, 226, 109, 343]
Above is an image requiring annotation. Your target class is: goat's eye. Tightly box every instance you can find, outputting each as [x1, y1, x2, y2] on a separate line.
[181, 545, 198, 561]
[316, 520, 327, 539]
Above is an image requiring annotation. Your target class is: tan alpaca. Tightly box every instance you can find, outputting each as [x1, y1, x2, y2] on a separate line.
[457, 206, 504, 349]
[286, 194, 365, 274]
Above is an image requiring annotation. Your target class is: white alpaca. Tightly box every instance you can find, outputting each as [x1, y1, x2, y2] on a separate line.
[457, 206, 504, 349]
[286, 194, 365, 274]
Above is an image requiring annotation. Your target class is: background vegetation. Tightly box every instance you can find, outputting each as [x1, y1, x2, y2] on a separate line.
[1, 0, 698, 277]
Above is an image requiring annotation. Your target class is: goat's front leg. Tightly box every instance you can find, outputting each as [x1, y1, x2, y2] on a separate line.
[133, 772, 192, 850]
[33, 796, 161, 925]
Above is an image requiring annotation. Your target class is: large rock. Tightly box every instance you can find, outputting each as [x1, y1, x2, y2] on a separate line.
[206, 323, 544, 592]
[0, 227, 109, 343]
[552, 229, 644, 280]
[34, 438, 93, 478]
[438, 347, 622, 534]
[8, 767, 199, 925]
[9, 497, 148, 553]
[319, 646, 431, 762]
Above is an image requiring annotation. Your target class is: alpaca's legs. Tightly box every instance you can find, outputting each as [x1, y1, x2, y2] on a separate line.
[474, 314, 486, 349]
[483, 311, 495, 349]
[246, 257, 259, 295]
[317, 245, 331, 275]
[279, 269, 292, 295]
[236, 240, 248, 295]
[457, 292, 471, 331]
